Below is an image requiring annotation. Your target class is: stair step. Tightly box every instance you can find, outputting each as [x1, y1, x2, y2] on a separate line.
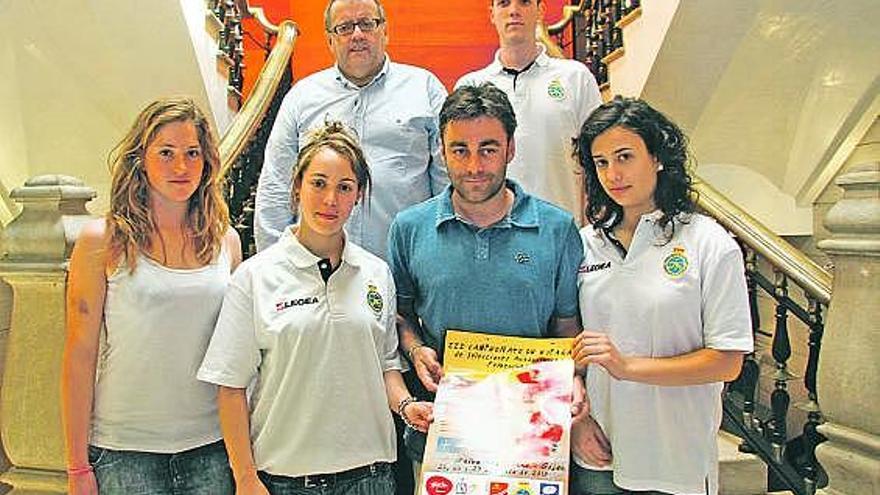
[719, 430, 768, 495]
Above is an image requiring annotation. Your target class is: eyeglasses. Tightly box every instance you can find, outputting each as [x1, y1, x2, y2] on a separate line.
[328, 18, 385, 36]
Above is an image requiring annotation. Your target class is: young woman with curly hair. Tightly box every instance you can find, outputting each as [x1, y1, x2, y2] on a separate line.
[569, 97, 753, 495]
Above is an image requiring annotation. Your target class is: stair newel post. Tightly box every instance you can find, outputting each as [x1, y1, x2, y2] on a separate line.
[815, 161, 880, 495]
[0, 175, 97, 494]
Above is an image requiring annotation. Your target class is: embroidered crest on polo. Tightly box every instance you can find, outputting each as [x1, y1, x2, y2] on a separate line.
[366, 283, 383, 316]
[663, 247, 689, 279]
[514, 252, 531, 264]
[547, 79, 566, 100]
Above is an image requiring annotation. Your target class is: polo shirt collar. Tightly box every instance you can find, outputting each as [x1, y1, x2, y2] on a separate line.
[489, 43, 550, 74]
[434, 179, 538, 229]
[279, 227, 363, 270]
[333, 54, 391, 89]
[593, 209, 666, 239]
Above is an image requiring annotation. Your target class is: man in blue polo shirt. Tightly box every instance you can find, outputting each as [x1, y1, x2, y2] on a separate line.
[387, 83, 584, 466]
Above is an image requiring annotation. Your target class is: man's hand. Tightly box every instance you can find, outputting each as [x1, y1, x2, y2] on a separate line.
[571, 414, 612, 467]
[411, 345, 443, 392]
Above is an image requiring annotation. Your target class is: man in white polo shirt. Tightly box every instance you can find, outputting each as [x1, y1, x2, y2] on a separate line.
[455, 0, 602, 223]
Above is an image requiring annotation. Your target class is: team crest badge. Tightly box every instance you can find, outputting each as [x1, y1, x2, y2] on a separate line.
[547, 79, 566, 100]
[366, 283, 383, 315]
[663, 247, 689, 279]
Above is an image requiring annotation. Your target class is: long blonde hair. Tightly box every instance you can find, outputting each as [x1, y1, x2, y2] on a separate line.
[107, 97, 229, 271]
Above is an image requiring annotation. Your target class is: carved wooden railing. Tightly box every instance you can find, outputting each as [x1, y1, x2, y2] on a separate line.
[218, 12, 297, 258]
[544, 0, 641, 88]
[208, 0, 246, 106]
[699, 180, 832, 495]
[545, 4, 832, 494]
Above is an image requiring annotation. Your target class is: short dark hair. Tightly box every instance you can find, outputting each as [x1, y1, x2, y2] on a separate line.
[573, 96, 695, 237]
[439, 83, 517, 141]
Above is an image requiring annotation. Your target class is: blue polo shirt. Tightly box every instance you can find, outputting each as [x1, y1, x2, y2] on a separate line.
[387, 180, 583, 357]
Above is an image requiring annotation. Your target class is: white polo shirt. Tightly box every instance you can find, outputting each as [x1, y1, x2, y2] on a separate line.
[575, 212, 753, 495]
[198, 228, 402, 477]
[456, 44, 602, 219]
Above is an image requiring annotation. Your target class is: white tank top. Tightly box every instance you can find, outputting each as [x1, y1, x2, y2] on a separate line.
[91, 243, 230, 452]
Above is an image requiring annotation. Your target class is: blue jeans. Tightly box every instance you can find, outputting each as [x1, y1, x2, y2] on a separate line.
[88, 440, 233, 494]
[569, 464, 671, 495]
[258, 462, 395, 495]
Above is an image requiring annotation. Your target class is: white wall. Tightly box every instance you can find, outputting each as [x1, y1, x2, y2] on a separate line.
[0, 0, 223, 219]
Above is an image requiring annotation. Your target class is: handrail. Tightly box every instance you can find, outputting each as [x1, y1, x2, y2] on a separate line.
[219, 20, 298, 176]
[537, 22, 566, 58]
[247, 6, 279, 34]
[536, 0, 588, 58]
[546, 0, 588, 35]
[693, 176, 832, 304]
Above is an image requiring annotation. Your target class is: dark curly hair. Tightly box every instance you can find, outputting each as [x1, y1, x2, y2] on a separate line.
[573, 96, 695, 240]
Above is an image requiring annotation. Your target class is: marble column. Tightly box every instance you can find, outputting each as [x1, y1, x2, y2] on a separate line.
[0, 176, 96, 494]
[816, 161, 880, 495]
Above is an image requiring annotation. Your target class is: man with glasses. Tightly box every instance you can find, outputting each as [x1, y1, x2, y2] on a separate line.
[255, 0, 448, 260]
[456, 0, 601, 224]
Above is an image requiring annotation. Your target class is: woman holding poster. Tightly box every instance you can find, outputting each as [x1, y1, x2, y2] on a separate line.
[570, 97, 753, 495]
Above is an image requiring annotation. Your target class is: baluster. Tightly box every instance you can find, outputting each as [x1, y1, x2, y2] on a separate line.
[601, 9, 612, 59]
[800, 296, 825, 495]
[743, 247, 761, 335]
[769, 270, 792, 464]
[212, 0, 224, 21]
[609, 0, 623, 50]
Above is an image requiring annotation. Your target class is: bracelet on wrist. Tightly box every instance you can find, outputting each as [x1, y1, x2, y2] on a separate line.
[397, 396, 417, 429]
[66, 465, 93, 476]
[406, 343, 425, 362]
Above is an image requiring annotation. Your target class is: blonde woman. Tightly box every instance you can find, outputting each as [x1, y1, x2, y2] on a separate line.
[62, 97, 241, 495]
[198, 122, 432, 495]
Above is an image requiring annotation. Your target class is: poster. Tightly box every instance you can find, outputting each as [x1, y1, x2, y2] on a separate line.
[420, 330, 574, 495]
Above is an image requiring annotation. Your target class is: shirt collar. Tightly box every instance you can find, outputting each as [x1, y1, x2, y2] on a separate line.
[279, 227, 363, 269]
[434, 179, 538, 229]
[333, 55, 391, 89]
[489, 43, 550, 74]
[593, 209, 667, 239]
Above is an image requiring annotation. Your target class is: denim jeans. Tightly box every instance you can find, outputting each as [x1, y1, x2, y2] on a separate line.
[258, 463, 395, 495]
[569, 463, 672, 495]
[88, 440, 233, 494]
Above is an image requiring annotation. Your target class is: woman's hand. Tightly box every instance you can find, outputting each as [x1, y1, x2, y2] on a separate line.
[410, 346, 443, 393]
[571, 414, 612, 467]
[235, 471, 270, 495]
[403, 401, 434, 433]
[68, 471, 98, 495]
[573, 331, 630, 380]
